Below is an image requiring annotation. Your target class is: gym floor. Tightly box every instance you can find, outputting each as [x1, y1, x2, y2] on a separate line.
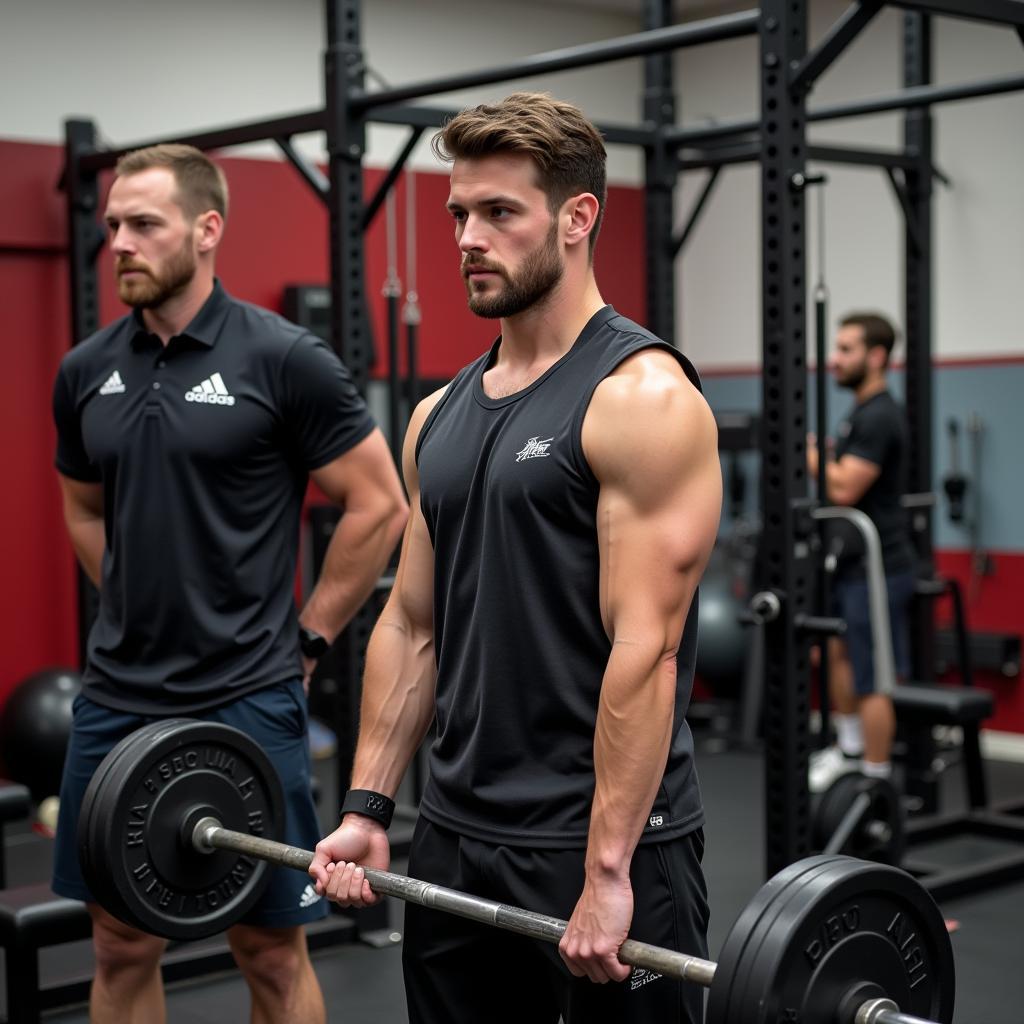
[3, 739, 1022, 1023]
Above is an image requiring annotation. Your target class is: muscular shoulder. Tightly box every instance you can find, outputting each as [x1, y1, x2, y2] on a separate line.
[583, 348, 717, 485]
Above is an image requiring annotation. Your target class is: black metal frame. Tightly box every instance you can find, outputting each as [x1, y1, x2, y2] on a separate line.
[60, 0, 1024, 886]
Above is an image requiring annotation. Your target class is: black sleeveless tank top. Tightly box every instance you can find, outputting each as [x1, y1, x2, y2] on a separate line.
[415, 306, 704, 847]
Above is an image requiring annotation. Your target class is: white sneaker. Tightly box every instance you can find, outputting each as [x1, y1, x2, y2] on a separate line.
[809, 745, 860, 793]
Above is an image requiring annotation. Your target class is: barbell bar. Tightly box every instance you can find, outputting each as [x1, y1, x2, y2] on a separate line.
[192, 816, 718, 987]
[192, 817, 939, 1024]
[77, 720, 955, 1024]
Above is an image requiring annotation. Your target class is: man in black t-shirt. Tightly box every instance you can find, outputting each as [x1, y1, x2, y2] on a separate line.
[310, 93, 721, 1024]
[51, 144, 408, 1023]
[807, 313, 916, 792]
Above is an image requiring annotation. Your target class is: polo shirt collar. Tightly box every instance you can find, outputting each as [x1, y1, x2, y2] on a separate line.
[130, 279, 231, 350]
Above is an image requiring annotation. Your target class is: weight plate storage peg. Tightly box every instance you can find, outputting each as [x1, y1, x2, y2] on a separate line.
[77, 719, 285, 940]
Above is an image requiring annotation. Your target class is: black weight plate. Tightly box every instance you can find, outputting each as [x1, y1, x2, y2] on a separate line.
[707, 855, 955, 1024]
[813, 773, 906, 865]
[88, 721, 205, 927]
[79, 721, 188, 925]
[723, 859, 881, 1024]
[707, 856, 847, 1024]
[84, 719, 285, 940]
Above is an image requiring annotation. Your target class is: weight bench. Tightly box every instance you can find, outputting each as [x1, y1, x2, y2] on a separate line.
[893, 682, 994, 813]
[0, 783, 31, 891]
[0, 883, 92, 1024]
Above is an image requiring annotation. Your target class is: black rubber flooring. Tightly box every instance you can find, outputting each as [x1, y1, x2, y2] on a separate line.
[2, 739, 1022, 1022]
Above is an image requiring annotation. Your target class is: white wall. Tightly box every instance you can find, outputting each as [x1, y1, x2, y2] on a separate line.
[3, 1, 1021, 361]
[0, 0, 644, 180]
[675, 2, 1024, 365]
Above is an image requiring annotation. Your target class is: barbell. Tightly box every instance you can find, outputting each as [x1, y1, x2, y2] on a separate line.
[77, 720, 955, 1024]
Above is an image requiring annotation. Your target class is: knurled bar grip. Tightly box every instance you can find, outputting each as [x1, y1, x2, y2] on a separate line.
[193, 817, 714, 982]
[193, 818, 934, 1024]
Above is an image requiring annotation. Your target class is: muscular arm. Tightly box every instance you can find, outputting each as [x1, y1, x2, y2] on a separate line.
[560, 350, 721, 983]
[346, 397, 441, 798]
[808, 442, 881, 505]
[310, 392, 443, 901]
[57, 474, 105, 587]
[299, 429, 408, 650]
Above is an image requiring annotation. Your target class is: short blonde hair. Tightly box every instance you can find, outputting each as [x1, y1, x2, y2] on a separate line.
[115, 143, 228, 221]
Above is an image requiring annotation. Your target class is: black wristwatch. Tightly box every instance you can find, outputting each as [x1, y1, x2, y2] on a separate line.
[299, 626, 330, 660]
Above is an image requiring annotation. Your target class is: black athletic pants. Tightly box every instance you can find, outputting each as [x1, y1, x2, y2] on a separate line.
[402, 818, 709, 1024]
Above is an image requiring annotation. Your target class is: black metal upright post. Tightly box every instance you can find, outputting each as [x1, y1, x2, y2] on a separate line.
[326, 0, 371, 392]
[64, 118, 103, 669]
[759, 0, 813, 877]
[642, 0, 677, 343]
[902, 12, 936, 679]
[323, 0, 382, 830]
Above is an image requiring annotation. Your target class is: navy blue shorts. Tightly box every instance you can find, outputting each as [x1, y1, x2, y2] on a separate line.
[52, 680, 328, 930]
[402, 818, 709, 1024]
[832, 571, 915, 696]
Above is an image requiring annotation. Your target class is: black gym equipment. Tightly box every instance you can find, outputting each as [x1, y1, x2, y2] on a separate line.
[0, 781, 31, 890]
[813, 773, 906, 866]
[77, 720, 955, 1024]
[0, 668, 81, 803]
[941, 419, 967, 525]
[695, 546, 751, 700]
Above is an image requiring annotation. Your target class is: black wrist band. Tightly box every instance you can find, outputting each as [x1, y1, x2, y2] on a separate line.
[341, 789, 395, 830]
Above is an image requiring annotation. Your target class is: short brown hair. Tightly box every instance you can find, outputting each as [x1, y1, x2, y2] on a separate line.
[432, 92, 607, 256]
[840, 312, 898, 363]
[114, 144, 229, 221]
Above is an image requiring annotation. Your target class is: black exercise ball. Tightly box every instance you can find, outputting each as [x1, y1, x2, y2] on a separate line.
[696, 553, 749, 698]
[0, 667, 81, 802]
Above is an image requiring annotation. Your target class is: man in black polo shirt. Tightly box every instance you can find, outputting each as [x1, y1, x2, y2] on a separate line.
[807, 313, 917, 792]
[51, 144, 408, 1023]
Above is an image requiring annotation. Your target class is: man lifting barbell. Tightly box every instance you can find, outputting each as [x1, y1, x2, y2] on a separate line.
[309, 92, 723, 1024]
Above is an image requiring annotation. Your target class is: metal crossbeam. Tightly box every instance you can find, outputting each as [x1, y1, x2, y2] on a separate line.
[348, 11, 761, 112]
[678, 142, 762, 170]
[672, 167, 722, 255]
[667, 69, 1024, 150]
[274, 136, 329, 203]
[370, 103, 656, 147]
[361, 127, 424, 230]
[811, 71, 1024, 119]
[807, 143, 917, 168]
[78, 109, 327, 173]
[790, 1, 884, 92]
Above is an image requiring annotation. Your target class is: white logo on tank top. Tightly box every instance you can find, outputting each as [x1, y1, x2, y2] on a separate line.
[515, 436, 554, 462]
[630, 967, 664, 991]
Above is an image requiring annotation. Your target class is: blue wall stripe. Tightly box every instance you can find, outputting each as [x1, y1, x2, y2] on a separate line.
[699, 363, 1023, 552]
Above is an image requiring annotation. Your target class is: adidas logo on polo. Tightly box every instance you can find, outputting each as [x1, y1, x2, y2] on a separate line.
[99, 371, 126, 395]
[185, 372, 235, 406]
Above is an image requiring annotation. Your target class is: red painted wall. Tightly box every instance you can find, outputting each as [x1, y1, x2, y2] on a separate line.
[934, 550, 1024, 734]
[0, 139, 646, 706]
